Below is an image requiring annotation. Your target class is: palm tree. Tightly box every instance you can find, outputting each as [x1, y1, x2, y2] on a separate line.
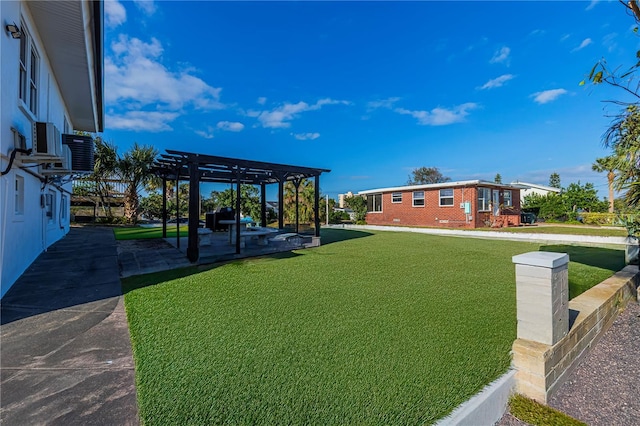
[283, 179, 315, 225]
[592, 156, 617, 213]
[117, 143, 158, 224]
[92, 137, 118, 217]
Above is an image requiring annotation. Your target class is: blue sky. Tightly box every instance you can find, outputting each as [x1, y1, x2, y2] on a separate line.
[102, 0, 639, 199]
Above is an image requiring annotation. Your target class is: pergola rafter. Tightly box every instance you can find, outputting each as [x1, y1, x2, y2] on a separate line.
[150, 149, 330, 262]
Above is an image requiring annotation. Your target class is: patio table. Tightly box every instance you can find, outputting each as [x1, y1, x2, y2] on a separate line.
[219, 219, 255, 245]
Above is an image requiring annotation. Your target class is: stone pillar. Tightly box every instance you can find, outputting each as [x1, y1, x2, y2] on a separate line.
[512, 252, 569, 345]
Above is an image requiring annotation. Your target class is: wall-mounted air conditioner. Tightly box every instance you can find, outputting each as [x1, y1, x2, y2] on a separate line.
[39, 145, 72, 175]
[32, 122, 62, 158]
[62, 133, 94, 173]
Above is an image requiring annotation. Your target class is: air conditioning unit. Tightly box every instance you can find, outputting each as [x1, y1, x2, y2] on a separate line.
[39, 145, 72, 175]
[32, 122, 62, 158]
[62, 133, 94, 172]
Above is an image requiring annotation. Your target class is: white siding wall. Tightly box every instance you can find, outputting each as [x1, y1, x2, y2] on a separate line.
[1, 1, 73, 297]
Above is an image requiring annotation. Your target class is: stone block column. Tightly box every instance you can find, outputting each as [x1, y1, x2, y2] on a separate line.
[512, 252, 569, 345]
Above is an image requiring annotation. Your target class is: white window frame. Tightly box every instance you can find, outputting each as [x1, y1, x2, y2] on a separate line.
[45, 190, 56, 224]
[503, 190, 512, 207]
[15, 175, 25, 217]
[18, 21, 39, 117]
[391, 192, 402, 203]
[367, 193, 383, 213]
[478, 187, 491, 212]
[412, 191, 425, 207]
[439, 188, 454, 207]
[61, 194, 68, 220]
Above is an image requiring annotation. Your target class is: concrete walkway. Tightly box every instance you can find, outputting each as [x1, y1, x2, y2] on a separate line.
[1, 226, 138, 425]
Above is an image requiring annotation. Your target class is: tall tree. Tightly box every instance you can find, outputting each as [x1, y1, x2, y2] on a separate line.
[407, 167, 451, 185]
[592, 156, 617, 213]
[549, 172, 561, 189]
[583, 1, 640, 211]
[283, 179, 315, 224]
[217, 185, 261, 220]
[494, 173, 502, 184]
[91, 137, 118, 217]
[344, 195, 367, 224]
[117, 143, 158, 224]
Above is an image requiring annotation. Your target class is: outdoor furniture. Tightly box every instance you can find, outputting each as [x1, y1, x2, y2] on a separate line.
[238, 228, 274, 248]
[219, 219, 257, 245]
[197, 228, 213, 246]
[206, 207, 235, 231]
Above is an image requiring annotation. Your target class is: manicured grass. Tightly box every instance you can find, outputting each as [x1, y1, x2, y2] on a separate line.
[477, 225, 627, 237]
[122, 229, 623, 425]
[509, 394, 587, 426]
[113, 226, 187, 240]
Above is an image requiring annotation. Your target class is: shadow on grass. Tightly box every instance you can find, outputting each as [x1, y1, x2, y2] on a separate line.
[540, 245, 625, 270]
[319, 228, 373, 245]
[122, 250, 304, 294]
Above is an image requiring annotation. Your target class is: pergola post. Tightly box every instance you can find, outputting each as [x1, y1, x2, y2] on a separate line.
[235, 168, 241, 254]
[278, 176, 284, 230]
[162, 177, 167, 238]
[294, 178, 301, 234]
[314, 174, 320, 237]
[187, 161, 200, 263]
[260, 182, 267, 228]
[175, 177, 180, 249]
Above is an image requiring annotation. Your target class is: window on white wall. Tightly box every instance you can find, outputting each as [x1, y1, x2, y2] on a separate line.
[15, 175, 25, 215]
[45, 191, 56, 223]
[478, 188, 491, 211]
[18, 22, 39, 116]
[61, 194, 68, 220]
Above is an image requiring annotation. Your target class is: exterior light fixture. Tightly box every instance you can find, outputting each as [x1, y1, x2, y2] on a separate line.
[5, 23, 21, 39]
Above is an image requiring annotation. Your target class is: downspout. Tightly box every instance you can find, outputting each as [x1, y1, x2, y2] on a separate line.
[1, 178, 9, 284]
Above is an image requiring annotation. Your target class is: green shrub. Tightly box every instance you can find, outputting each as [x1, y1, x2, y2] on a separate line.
[580, 212, 617, 225]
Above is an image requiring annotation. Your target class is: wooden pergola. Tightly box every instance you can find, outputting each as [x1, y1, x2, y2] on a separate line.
[151, 149, 330, 262]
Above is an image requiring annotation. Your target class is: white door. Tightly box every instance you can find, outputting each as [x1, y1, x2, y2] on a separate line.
[492, 190, 500, 216]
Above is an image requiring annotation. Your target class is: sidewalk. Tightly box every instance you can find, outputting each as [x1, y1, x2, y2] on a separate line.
[0, 226, 138, 425]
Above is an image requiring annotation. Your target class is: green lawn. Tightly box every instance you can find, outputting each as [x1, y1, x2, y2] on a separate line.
[477, 225, 627, 237]
[113, 225, 187, 240]
[122, 229, 624, 425]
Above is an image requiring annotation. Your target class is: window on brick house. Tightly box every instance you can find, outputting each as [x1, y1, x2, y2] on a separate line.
[413, 191, 425, 207]
[391, 192, 402, 203]
[439, 188, 454, 206]
[478, 188, 491, 211]
[367, 193, 382, 212]
[503, 190, 512, 207]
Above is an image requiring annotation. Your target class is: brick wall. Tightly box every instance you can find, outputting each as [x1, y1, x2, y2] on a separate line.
[365, 185, 521, 229]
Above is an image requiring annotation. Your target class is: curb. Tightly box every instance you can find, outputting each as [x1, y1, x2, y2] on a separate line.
[435, 370, 516, 426]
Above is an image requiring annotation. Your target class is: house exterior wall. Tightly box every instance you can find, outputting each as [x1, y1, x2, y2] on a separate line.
[364, 185, 521, 229]
[1, 1, 73, 297]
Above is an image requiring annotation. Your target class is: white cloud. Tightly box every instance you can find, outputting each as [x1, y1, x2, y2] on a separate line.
[292, 132, 320, 141]
[250, 98, 350, 128]
[478, 74, 515, 90]
[217, 121, 244, 132]
[490, 46, 510, 64]
[104, 0, 126, 28]
[257, 97, 267, 105]
[394, 103, 478, 126]
[367, 97, 401, 110]
[105, 35, 224, 111]
[560, 34, 571, 42]
[572, 38, 592, 52]
[107, 111, 179, 132]
[195, 126, 215, 139]
[586, 1, 599, 11]
[531, 89, 568, 104]
[133, 0, 157, 15]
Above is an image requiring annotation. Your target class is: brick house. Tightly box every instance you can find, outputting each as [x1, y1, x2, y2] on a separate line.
[359, 180, 522, 228]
